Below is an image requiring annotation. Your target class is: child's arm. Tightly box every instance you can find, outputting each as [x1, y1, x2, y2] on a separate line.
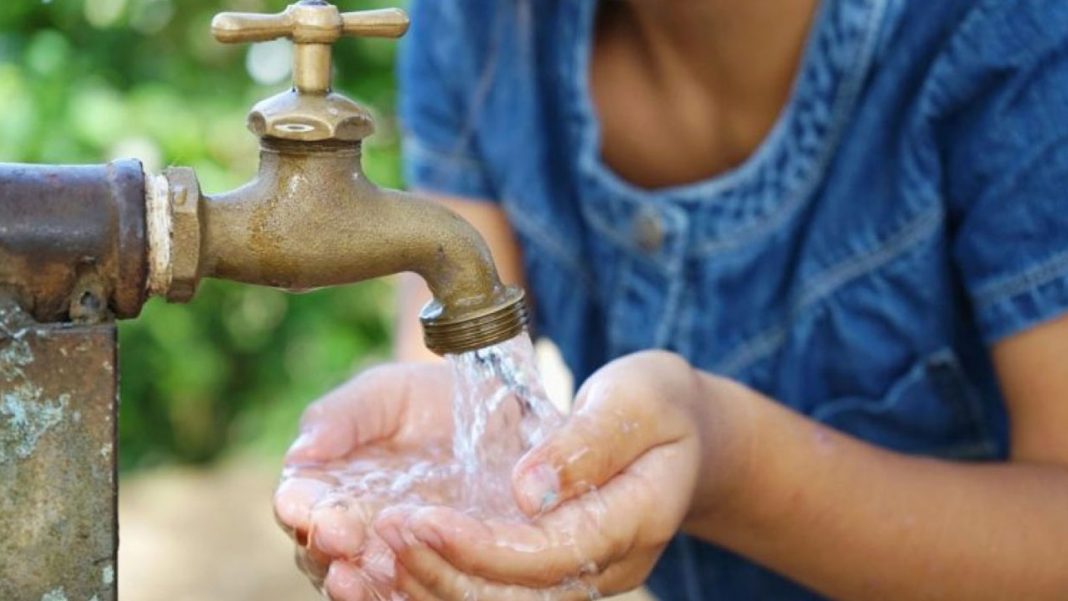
[682, 312, 1068, 600]
[380, 314, 1068, 600]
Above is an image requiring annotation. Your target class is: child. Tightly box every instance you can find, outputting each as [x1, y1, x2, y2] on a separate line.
[278, 0, 1068, 599]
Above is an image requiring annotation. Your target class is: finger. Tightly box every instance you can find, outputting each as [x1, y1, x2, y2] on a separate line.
[282, 464, 342, 485]
[275, 477, 334, 534]
[389, 536, 624, 601]
[386, 536, 537, 601]
[358, 534, 398, 585]
[585, 547, 662, 596]
[324, 538, 397, 601]
[387, 506, 582, 588]
[527, 550, 662, 600]
[286, 365, 419, 463]
[323, 561, 369, 601]
[309, 493, 375, 559]
[405, 442, 689, 588]
[393, 564, 444, 601]
[376, 507, 474, 600]
[512, 356, 692, 515]
[294, 543, 331, 590]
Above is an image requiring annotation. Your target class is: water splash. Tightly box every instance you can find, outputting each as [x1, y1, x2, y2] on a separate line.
[448, 333, 563, 518]
[280, 333, 591, 597]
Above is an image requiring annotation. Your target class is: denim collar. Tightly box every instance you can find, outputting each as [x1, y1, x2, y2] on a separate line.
[563, 0, 896, 252]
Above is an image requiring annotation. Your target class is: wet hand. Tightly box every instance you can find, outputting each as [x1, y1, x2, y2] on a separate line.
[273, 362, 456, 601]
[375, 351, 710, 599]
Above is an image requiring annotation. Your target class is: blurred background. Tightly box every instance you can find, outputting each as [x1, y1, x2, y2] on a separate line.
[2, 0, 398, 598]
[0, 0, 400, 471]
[0, 1, 646, 599]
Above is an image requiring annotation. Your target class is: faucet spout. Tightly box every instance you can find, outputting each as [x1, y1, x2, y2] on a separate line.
[154, 139, 527, 355]
[147, 3, 525, 354]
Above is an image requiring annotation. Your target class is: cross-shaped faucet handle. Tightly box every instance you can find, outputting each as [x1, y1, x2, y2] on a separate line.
[212, 1, 409, 94]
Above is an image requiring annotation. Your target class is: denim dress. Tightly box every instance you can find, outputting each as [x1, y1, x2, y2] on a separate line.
[398, 0, 1068, 598]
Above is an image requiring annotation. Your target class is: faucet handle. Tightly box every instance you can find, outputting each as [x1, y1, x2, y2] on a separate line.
[212, 1, 409, 94]
[211, 1, 409, 142]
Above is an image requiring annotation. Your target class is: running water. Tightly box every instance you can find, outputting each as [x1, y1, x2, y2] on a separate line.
[278, 332, 599, 598]
[448, 334, 564, 517]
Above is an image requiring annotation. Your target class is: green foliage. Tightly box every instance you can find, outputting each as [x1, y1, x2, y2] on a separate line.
[1, 0, 405, 470]
[119, 281, 393, 470]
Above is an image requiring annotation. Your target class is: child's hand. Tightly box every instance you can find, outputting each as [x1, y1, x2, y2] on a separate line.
[374, 351, 710, 600]
[273, 362, 456, 600]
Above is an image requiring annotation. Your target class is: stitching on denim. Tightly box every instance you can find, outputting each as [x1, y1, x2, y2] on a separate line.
[982, 132, 1068, 204]
[607, 257, 632, 357]
[606, 209, 687, 353]
[407, 1, 502, 189]
[972, 247, 1068, 309]
[564, 1, 896, 265]
[673, 297, 696, 358]
[580, 203, 688, 272]
[949, 353, 998, 453]
[798, 210, 943, 307]
[938, 440, 999, 460]
[655, 212, 690, 347]
[809, 348, 999, 458]
[715, 326, 789, 379]
[568, 0, 801, 210]
[874, 0, 907, 61]
[507, 214, 596, 293]
[690, 0, 890, 257]
[656, 254, 687, 348]
[407, 130, 596, 292]
[579, 205, 638, 251]
[446, 3, 505, 167]
[810, 348, 935, 422]
[572, 0, 856, 208]
[679, 535, 705, 600]
[714, 208, 943, 376]
[404, 135, 486, 170]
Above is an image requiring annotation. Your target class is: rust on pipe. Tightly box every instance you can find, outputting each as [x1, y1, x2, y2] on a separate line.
[0, 160, 148, 323]
[0, 300, 118, 601]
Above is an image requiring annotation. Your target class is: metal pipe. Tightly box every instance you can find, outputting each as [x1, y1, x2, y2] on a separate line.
[152, 139, 527, 355]
[151, 2, 528, 355]
[0, 160, 148, 323]
[0, 300, 118, 601]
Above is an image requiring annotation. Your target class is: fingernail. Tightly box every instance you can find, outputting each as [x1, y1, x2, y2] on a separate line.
[517, 463, 560, 513]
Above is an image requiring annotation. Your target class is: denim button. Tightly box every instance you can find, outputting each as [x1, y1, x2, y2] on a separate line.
[634, 211, 664, 252]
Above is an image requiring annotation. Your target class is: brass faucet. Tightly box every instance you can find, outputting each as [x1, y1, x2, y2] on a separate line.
[146, 1, 526, 355]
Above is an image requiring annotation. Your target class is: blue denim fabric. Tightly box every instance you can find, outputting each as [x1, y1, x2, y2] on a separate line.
[398, 0, 1068, 598]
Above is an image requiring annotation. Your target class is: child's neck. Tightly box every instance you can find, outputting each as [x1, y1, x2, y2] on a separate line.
[618, 0, 817, 108]
[590, 0, 819, 188]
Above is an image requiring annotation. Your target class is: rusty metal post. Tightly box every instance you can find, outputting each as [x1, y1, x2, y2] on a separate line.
[0, 300, 118, 601]
[0, 160, 148, 324]
[1, 158, 140, 598]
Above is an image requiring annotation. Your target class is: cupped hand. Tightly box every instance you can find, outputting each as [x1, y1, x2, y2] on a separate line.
[373, 350, 711, 600]
[274, 362, 457, 601]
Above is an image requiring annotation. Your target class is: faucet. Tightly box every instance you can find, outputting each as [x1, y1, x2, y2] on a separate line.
[145, 1, 527, 355]
[0, 5, 525, 597]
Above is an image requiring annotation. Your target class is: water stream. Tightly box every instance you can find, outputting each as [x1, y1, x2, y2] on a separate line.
[448, 334, 564, 517]
[279, 332, 599, 599]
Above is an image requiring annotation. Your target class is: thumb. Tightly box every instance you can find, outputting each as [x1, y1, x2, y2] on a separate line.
[285, 364, 415, 463]
[511, 371, 684, 516]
